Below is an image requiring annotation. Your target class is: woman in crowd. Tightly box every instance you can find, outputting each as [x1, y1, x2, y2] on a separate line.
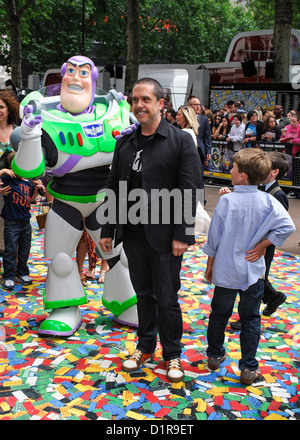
[226, 114, 245, 152]
[261, 115, 282, 141]
[280, 114, 300, 157]
[204, 109, 214, 133]
[212, 115, 230, 140]
[243, 110, 265, 148]
[0, 90, 20, 256]
[286, 109, 297, 122]
[0, 90, 19, 168]
[211, 113, 222, 137]
[176, 105, 199, 146]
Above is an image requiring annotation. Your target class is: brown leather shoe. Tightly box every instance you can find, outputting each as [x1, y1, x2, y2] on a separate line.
[240, 368, 262, 385]
[207, 355, 226, 370]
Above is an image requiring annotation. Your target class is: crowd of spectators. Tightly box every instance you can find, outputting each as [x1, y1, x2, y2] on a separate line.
[162, 97, 300, 197]
[163, 98, 299, 153]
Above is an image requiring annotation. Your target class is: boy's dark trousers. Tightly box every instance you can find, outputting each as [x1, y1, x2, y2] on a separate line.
[262, 243, 280, 303]
[3, 219, 31, 280]
[207, 279, 264, 371]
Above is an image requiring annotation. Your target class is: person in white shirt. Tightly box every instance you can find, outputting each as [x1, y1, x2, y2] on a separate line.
[226, 114, 245, 152]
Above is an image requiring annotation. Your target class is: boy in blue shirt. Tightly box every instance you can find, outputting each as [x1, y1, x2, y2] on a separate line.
[0, 152, 44, 290]
[203, 148, 295, 385]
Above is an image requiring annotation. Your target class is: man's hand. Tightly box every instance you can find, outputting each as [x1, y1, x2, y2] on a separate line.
[172, 239, 188, 256]
[99, 237, 113, 252]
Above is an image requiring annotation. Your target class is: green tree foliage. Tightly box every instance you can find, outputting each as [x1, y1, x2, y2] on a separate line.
[21, 0, 95, 72]
[244, 0, 299, 29]
[93, 0, 255, 65]
[0, 0, 297, 85]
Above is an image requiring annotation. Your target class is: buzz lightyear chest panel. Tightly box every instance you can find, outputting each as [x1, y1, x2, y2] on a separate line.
[42, 102, 128, 156]
[21, 89, 130, 157]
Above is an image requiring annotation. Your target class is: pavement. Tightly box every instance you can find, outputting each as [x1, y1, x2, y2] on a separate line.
[0, 194, 299, 423]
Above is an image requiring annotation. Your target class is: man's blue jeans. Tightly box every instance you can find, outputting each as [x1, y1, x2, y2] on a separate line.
[3, 219, 31, 280]
[123, 234, 183, 361]
[207, 279, 264, 370]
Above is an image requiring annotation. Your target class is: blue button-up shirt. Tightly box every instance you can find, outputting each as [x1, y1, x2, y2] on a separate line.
[202, 185, 295, 290]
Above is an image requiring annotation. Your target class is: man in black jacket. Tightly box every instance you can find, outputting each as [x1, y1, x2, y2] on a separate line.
[100, 78, 203, 382]
[187, 96, 211, 165]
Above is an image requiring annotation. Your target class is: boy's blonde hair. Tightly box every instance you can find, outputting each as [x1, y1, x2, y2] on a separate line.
[233, 148, 272, 185]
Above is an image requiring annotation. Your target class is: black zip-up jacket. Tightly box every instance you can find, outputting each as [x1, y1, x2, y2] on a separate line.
[100, 117, 203, 252]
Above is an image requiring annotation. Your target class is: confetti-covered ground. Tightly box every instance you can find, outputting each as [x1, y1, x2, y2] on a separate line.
[0, 204, 299, 424]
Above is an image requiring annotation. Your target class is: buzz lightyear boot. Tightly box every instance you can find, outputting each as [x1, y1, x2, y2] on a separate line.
[38, 251, 86, 336]
[38, 209, 85, 337]
[86, 228, 138, 328]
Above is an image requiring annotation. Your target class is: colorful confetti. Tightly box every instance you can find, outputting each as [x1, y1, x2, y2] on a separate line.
[0, 204, 299, 422]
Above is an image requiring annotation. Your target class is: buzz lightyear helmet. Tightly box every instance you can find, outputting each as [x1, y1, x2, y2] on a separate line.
[60, 55, 99, 109]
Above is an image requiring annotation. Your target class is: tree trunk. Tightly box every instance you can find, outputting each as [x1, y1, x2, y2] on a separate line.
[4, 0, 22, 88]
[273, 0, 293, 83]
[124, 0, 141, 95]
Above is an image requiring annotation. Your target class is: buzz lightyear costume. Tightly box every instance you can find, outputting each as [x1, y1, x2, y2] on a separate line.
[11, 55, 138, 336]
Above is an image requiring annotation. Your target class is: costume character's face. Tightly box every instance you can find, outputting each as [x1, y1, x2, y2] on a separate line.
[60, 61, 93, 113]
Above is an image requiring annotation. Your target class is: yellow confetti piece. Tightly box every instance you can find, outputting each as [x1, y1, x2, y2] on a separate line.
[12, 411, 28, 419]
[246, 386, 263, 395]
[264, 413, 287, 420]
[276, 357, 293, 363]
[125, 341, 135, 350]
[55, 367, 71, 376]
[207, 387, 229, 395]
[119, 372, 132, 382]
[263, 374, 277, 383]
[85, 364, 102, 373]
[3, 380, 23, 387]
[229, 352, 241, 360]
[183, 408, 191, 415]
[169, 394, 186, 400]
[56, 386, 69, 396]
[172, 381, 183, 390]
[74, 384, 91, 392]
[67, 397, 83, 407]
[60, 406, 71, 418]
[123, 390, 134, 401]
[69, 407, 86, 416]
[35, 402, 49, 410]
[126, 411, 146, 420]
[197, 363, 207, 370]
[65, 354, 79, 362]
[196, 399, 206, 412]
[85, 339, 97, 345]
[22, 349, 33, 356]
[0, 402, 10, 412]
[290, 324, 300, 335]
